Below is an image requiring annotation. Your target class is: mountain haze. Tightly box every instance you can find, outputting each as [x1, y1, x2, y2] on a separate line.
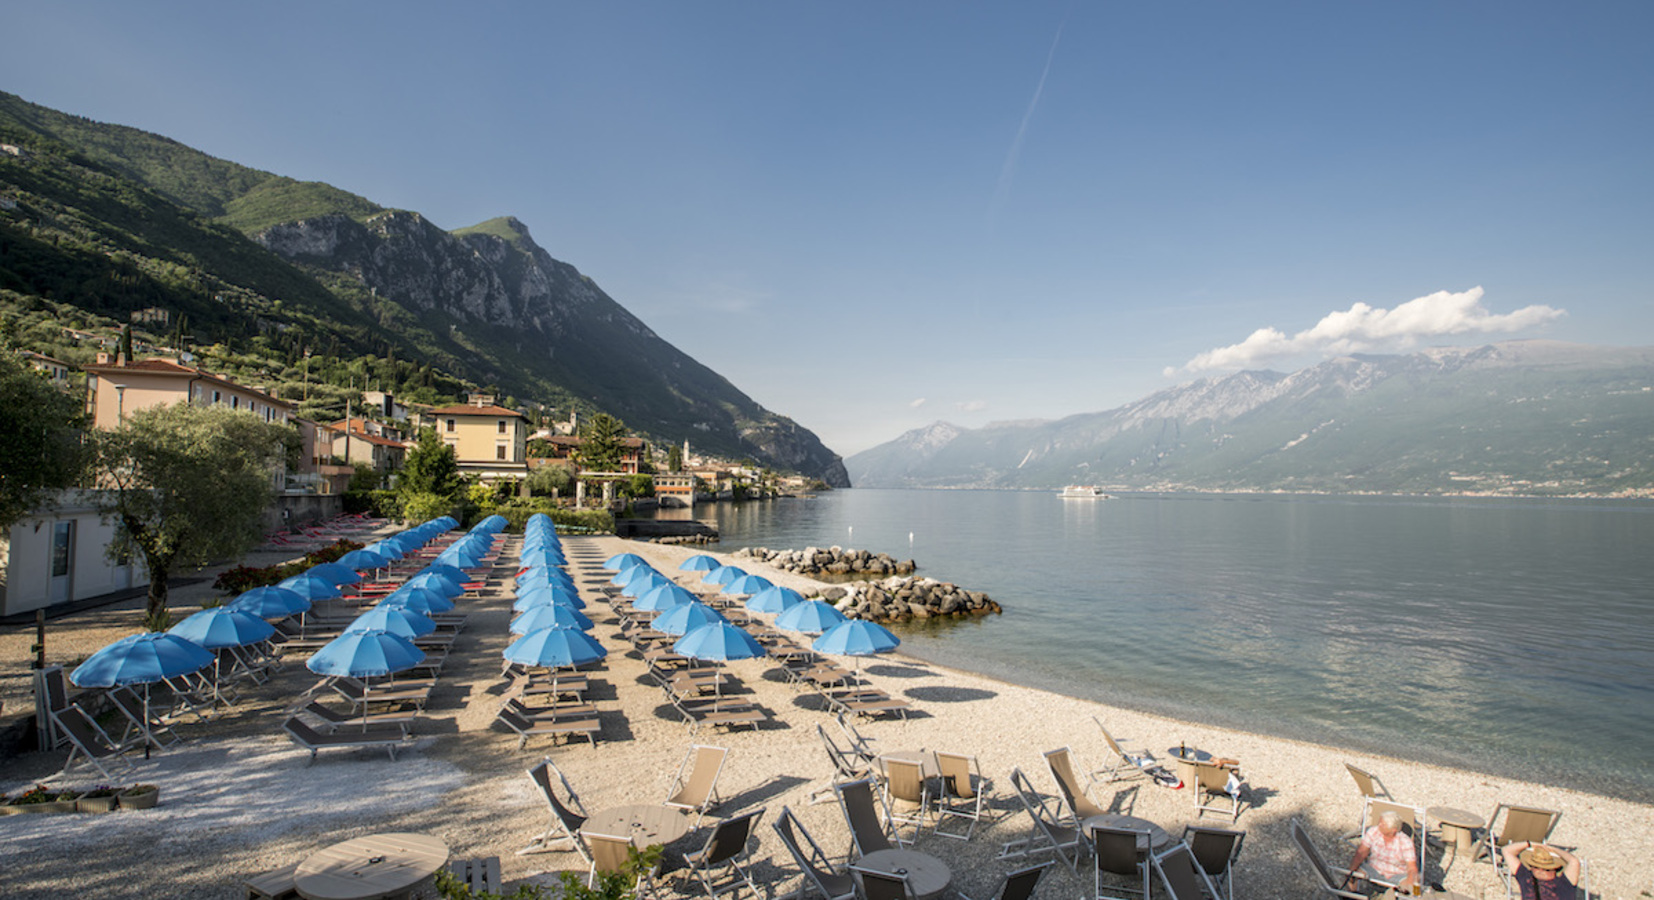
[0, 91, 847, 484]
[849, 341, 1654, 496]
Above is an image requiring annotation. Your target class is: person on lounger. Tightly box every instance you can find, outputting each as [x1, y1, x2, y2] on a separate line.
[1344, 810, 1418, 894]
[1501, 841, 1580, 900]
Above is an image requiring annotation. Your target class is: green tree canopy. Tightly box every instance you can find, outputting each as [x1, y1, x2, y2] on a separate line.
[95, 403, 295, 628]
[666, 443, 683, 473]
[577, 413, 627, 473]
[0, 352, 90, 529]
[399, 428, 462, 500]
[526, 463, 571, 497]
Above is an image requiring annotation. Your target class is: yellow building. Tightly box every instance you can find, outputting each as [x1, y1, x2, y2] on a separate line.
[81, 355, 292, 430]
[424, 397, 529, 481]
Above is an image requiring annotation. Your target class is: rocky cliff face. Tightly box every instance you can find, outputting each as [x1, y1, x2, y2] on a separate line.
[255, 214, 849, 485]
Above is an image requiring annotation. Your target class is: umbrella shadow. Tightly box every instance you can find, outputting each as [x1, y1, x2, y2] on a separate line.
[722, 775, 811, 810]
[863, 663, 933, 679]
[597, 711, 636, 744]
[902, 686, 998, 703]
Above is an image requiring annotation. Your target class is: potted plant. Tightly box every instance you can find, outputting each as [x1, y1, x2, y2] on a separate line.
[0, 791, 20, 815]
[118, 783, 160, 810]
[12, 784, 79, 814]
[77, 785, 122, 813]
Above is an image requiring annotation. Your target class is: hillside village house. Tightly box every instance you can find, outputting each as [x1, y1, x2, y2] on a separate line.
[18, 350, 72, 385]
[419, 396, 529, 482]
[533, 433, 646, 474]
[81, 354, 292, 430]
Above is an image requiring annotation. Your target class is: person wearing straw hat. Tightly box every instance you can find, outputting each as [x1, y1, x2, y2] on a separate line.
[1501, 841, 1580, 900]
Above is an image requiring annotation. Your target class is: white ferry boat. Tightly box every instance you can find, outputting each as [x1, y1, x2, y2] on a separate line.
[1060, 485, 1110, 499]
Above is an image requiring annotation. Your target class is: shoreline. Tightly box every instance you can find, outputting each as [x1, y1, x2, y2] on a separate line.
[1, 531, 1648, 899]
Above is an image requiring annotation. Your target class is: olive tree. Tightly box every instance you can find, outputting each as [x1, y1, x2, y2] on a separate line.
[96, 403, 295, 629]
[0, 352, 90, 529]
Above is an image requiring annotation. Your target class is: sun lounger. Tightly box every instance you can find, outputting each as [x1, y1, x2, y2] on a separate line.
[496, 706, 599, 749]
[329, 677, 433, 712]
[506, 697, 599, 721]
[51, 703, 138, 780]
[282, 716, 405, 764]
[108, 685, 183, 750]
[301, 700, 417, 736]
[824, 689, 911, 721]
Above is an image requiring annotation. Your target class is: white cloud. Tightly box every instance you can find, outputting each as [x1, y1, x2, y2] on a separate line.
[1168, 287, 1565, 376]
[909, 397, 927, 409]
[956, 400, 989, 413]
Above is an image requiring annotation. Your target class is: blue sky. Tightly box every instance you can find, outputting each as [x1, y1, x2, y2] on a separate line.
[4, 2, 1651, 455]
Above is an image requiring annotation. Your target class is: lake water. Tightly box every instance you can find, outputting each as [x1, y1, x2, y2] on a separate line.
[697, 489, 1654, 802]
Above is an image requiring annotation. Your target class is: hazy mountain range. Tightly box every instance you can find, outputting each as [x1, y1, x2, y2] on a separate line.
[848, 341, 1654, 496]
[0, 91, 849, 485]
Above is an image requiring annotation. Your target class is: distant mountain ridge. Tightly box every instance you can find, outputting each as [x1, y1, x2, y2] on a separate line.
[0, 90, 847, 484]
[849, 341, 1654, 496]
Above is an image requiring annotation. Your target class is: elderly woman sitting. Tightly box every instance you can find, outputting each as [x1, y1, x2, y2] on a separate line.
[1344, 810, 1419, 894]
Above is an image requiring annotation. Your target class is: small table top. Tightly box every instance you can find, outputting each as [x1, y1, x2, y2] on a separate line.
[294, 832, 449, 900]
[582, 803, 692, 846]
[857, 848, 952, 900]
[1426, 806, 1485, 829]
[1083, 814, 1174, 851]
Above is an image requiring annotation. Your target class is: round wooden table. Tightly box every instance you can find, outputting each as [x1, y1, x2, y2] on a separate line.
[581, 804, 692, 846]
[856, 848, 952, 900]
[1427, 806, 1485, 851]
[294, 832, 449, 900]
[1083, 813, 1174, 851]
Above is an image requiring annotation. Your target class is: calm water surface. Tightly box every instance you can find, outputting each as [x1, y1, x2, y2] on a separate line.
[699, 490, 1654, 802]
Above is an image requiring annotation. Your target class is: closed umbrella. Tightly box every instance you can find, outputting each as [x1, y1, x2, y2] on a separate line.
[678, 554, 720, 572]
[746, 585, 805, 614]
[307, 630, 425, 678]
[776, 599, 849, 635]
[652, 601, 726, 636]
[503, 627, 607, 668]
[228, 586, 310, 619]
[721, 574, 774, 596]
[510, 604, 593, 634]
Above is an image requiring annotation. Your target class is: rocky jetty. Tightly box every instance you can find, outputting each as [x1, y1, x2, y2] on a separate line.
[818, 577, 1002, 624]
[734, 545, 916, 577]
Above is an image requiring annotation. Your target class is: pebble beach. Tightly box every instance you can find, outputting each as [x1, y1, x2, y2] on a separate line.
[2, 529, 1649, 899]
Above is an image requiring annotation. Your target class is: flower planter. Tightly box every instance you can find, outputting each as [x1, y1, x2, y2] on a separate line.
[0, 799, 22, 816]
[77, 794, 120, 813]
[118, 786, 159, 810]
[20, 795, 79, 814]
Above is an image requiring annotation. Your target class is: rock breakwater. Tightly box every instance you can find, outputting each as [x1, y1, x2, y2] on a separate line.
[734, 545, 916, 577]
[819, 577, 1002, 624]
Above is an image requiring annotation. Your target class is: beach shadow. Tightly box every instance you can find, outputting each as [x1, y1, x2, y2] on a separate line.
[1105, 784, 1141, 815]
[597, 711, 635, 743]
[723, 775, 810, 810]
[412, 716, 461, 735]
[864, 663, 931, 679]
[1243, 785, 1279, 809]
[903, 686, 997, 703]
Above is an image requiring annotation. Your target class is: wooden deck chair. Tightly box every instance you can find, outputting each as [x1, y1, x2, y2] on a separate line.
[1476, 803, 1562, 886]
[1344, 763, 1392, 800]
[521, 759, 593, 862]
[36, 665, 71, 749]
[848, 864, 915, 900]
[108, 685, 182, 750]
[880, 757, 931, 846]
[1348, 798, 1426, 890]
[956, 862, 1052, 900]
[680, 809, 764, 900]
[50, 703, 137, 780]
[1002, 767, 1085, 880]
[834, 711, 878, 766]
[1179, 758, 1245, 822]
[772, 806, 855, 900]
[1044, 746, 1107, 824]
[282, 716, 403, 764]
[1091, 825, 1151, 900]
[834, 778, 893, 857]
[1092, 717, 1153, 784]
[1151, 843, 1221, 900]
[664, 744, 728, 826]
[586, 831, 659, 899]
[1182, 825, 1245, 900]
[1289, 818, 1366, 899]
[817, 723, 873, 782]
[933, 751, 988, 841]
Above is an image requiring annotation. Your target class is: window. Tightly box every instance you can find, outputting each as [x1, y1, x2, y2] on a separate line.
[213, 390, 222, 403]
[496, 445, 507, 460]
[445, 419, 455, 433]
[497, 420, 507, 434]
[231, 396, 239, 409]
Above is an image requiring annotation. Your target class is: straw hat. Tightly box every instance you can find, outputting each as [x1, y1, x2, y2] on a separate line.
[1519, 846, 1565, 871]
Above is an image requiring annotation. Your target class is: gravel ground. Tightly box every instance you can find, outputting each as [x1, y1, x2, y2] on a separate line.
[1, 531, 1648, 899]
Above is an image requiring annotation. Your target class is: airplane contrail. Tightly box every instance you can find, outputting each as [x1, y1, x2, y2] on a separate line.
[990, 20, 1066, 224]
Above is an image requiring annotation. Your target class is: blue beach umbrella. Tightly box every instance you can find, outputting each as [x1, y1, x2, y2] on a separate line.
[279, 573, 342, 601]
[721, 574, 774, 596]
[228, 586, 310, 619]
[305, 561, 362, 587]
[776, 599, 849, 635]
[610, 563, 657, 587]
[746, 585, 805, 614]
[169, 608, 276, 649]
[519, 547, 567, 569]
[348, 605, 437, 640]
[704, 566, 747, 586]
[513, 583, 585, 611]
[421, 563, 471, 584]
[813, 619, 900, 656]
[364, 539, 406, 561]
[633, 582, 697, 612]
[336, 548, 393, 571]
[510, 604, 593, 635]
[71, 632, 214, 688]
[673, 622, 767, 662]
[621, 571, 674, 598]
[473, 514, 508, 533]
[403, 570, 464, 599]
[503, 627, 607, 668]
[307, 630, 425, 678]
[380, 590, 454, 617]
[652, 601, 726, 636]
[518, 566, 577, 591]
[678, 554, 721, 572]
[604, 552, 646, 571]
